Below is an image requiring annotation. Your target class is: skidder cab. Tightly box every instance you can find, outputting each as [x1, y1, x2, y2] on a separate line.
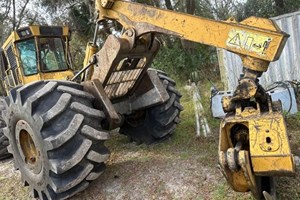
[0, 26, 74, 93]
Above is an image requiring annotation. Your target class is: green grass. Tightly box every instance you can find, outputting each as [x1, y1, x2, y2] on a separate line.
[212, 183, 228, 199]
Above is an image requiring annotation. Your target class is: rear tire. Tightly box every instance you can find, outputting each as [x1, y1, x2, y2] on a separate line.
[3, 80, 110, 199]
[0, 97, 10, 160]
[120, 70, 183, 144]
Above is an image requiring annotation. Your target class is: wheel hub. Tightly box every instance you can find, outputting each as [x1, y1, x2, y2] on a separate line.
[16, 120, 42, 174]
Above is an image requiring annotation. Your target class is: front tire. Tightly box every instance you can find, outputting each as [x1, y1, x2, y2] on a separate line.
[3, 80, 110, 199]
[120, 70, 183, 144]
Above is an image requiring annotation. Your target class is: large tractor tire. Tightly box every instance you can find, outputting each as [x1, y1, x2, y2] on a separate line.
[0, 122, 10, 160]
[0, 97, 10, 160]
[3, 80, 110, 200]
[120, 70, 183, 144]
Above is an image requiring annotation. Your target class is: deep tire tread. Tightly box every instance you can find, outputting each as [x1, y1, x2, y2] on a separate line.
[50, 163, 93, 193]
[42, 93, 72, 124]
[49, 139, 92, 174]
[0, 97, 10, 160]
[86, 163, 105, 181]
[4, 80, 110, 200]
[57, 85, 94, 100]
[70, 102, 105, 119]
[158, 73, 176, 85]
[120, 69, 183, 144]
[81, 125, 110, 140]
[44, 114, 84, 150]
[16, 81, 45, 105]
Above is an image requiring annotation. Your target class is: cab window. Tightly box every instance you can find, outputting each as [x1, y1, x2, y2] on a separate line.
[16, 39, 38, 76]
[39, 38, 68, 72]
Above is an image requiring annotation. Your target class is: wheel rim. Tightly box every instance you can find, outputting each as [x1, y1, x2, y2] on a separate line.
[16, 120, 42, 174]
[20, 129, 38, 165]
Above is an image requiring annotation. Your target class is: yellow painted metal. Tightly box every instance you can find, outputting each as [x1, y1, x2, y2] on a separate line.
[238, 150, 260, 199]
[95, 0, 288, 68]
[219, 151, 250, 192]
[219, 121, 251, 193]
[83, 43, 98, 80]
[219, 103, 295, 197]
[240, 56, 270, 72]
[22, 74, 42, 85]
[19, 129, 38, 165]
[41, 70, 74, 81]
[1, 26, 69, 48]
[248, 112, 295, 176]
[220, 109, 294, 175]
[83, 43, 98, 67]
[1, 25, 73, 94]
[21, 71, 74, 85]
[2, 32, 18, 49]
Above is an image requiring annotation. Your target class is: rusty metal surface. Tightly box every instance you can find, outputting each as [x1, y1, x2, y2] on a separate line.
[91, 33, 160, 99]
[218, 11, 300, 90]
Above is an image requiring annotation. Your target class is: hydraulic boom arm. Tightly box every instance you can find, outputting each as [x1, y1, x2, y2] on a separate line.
[96, 0, 288, 73]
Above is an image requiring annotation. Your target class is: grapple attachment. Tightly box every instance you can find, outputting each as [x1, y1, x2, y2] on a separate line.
[219, 98, 295, 199]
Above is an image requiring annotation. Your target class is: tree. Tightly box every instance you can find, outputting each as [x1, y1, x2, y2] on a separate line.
[0, 0, 49, 44]
[0, 0, 11, 43]
[241, 0, 300, 19]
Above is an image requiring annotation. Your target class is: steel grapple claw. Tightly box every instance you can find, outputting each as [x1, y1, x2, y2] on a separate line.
[219, 97, 294, 199]
[263, 191, 274, 200]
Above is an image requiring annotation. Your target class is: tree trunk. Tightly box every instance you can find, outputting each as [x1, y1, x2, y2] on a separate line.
[186, 0, 195, 14]
[155, 0, 173, 48]
[181, 0, 196, 52]
[12, 0, 16, 30]
[275, 0, 285, 15]
[16, 0, 30, 29]
[164, 0, 173, 10]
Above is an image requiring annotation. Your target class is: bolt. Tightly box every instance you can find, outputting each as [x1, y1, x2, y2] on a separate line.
[267, 146, 272, 151]
[30, 157, 36, 163]
[101, 0, 108, 7]
[126, 30, 133, 37]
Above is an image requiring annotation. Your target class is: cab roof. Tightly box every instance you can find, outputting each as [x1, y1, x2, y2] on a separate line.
[2, 25, 70, 49]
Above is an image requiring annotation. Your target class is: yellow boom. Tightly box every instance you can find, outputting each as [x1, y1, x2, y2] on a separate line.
[96, 0, 289, 72]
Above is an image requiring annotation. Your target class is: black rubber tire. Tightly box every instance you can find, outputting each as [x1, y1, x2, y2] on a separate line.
[120, 69, 183, 144]
[0, 97, 11, 160]
[3, 80, 110, 200]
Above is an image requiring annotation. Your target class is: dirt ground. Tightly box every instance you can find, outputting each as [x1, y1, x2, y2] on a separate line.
[1, 130, 300, 200]
[0, 132, 254, 200]
[0, 88, 300, 200]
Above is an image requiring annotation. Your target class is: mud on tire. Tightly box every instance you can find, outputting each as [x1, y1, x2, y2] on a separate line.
[3, 80, 110, 199]
[120, 69, 183, 144]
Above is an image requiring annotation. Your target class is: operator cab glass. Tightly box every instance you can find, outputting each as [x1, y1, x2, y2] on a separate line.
[16, 37, 69, 76]
[16, 39, 38, 76]
[39, 38, 68, 72]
